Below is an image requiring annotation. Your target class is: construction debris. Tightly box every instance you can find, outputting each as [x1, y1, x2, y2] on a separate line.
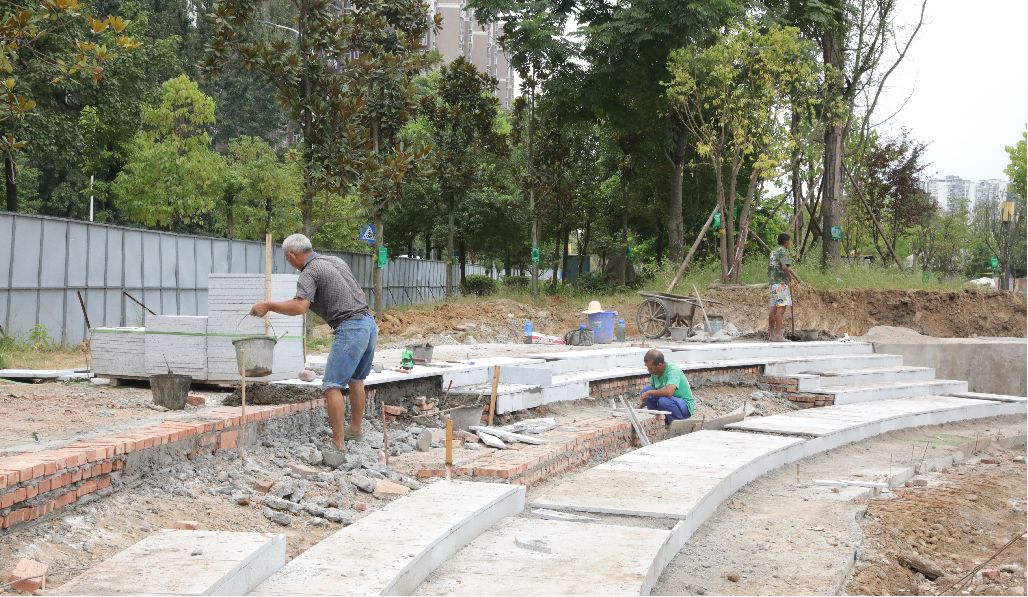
[476, 431, 507, 449]
[469, 425, 546, 445]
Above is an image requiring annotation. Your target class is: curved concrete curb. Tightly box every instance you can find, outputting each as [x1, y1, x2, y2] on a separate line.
[251, 480, 524, 596]
[456, 395, 1025, 595]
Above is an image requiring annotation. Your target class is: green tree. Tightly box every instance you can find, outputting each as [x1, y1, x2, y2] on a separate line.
[421, 57, 501, 296]
[221, 136, 301, 240]
[666, 22, 818, 282]
[2, 0, 139, 210]
[111, 75, 226, 228]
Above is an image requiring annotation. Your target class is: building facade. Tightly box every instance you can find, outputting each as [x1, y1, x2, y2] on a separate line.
[426, 1, 516, 109]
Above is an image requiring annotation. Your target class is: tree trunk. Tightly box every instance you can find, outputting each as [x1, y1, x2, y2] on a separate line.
[226, 200, 235, 239]
[4, 152, 17, 212]
[424, 232, 431, 260]
[577, 220, 591, 278]
[528, 75, 539, 296]
[667, 126, 687, 262]
[458, 236, 467, 284]
[790, 107, 803, 247]
[619, 175, 629, 286]
[821, 29, 845, 268]
[445, 200, 456, 296]
[561, 227, 570, 282]
[372, 215, 384, 319]
[656, 217, 665, 266]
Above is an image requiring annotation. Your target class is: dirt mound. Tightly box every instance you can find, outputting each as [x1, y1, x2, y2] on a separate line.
[695, 286, 1026, 338]
[374, 288, 1025, 343]
[847, 449, 1027, 595]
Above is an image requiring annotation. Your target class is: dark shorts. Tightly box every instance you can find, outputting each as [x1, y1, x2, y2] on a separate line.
[323, 315, 378, 390]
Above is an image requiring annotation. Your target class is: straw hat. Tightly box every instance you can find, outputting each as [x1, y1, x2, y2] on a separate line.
[581, 300, 605, 314]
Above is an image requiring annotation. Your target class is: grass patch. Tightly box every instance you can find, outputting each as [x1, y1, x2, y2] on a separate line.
[0, 333, 85, 371]
[651, 258, 968, 293]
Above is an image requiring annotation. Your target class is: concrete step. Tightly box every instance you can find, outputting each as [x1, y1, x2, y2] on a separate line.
[763, 353, 904, 375]
[414, 517, 682, 596]
[726, 395, 1026, 439]
[661, 341, 874, 364]
[450, 383, 545, 413]
[794, 366, 936, 391]
[54, 530, 286, 595]
[821, 380, 969, 405]
[252, 480, 524, 596]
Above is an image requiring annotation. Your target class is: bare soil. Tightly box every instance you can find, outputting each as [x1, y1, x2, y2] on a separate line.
[847, 447, 1028, 596]
[370, 288, 1026, 346]
[0, 382, 231, 451]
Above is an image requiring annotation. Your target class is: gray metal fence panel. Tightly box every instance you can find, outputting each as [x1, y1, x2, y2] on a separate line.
[0, 212, 488, 346]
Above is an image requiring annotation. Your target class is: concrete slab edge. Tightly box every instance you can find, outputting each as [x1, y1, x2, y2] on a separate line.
[385, 485, 527, 596]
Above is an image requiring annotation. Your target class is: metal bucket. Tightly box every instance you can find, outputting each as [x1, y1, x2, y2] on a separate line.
[670, 326, 690, 341]
[444, 405, 484, 431]
[150, 373, 191, 410]
[232, 336, 277, 377]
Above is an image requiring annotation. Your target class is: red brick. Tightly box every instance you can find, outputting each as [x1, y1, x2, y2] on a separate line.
[981, 569, 1001, 582]
[2, 486, 26, 508]
[55, 491, 77, 508]
[174, 520, 200, 530]
[101, 461, 113, 474]
[354, 502, 368, 512]
[24, 483, 37, 500]
[8, 558, 46, 592]
[219, 430, 239, 450]
[112, 459, 125, 471]
[186, 393, 206, 406]
[77, 479, 98, 498]
[382, 404, 404, 416]
[254, 479, 275, 492]
[96, 475, 112, 491]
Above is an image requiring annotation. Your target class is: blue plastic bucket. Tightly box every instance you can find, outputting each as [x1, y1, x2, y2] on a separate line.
[587, 311, 618, 344]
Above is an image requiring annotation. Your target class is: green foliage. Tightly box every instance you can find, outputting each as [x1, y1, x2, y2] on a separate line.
[111, 75, 226, 228]
[459, 274, 499, 296]
[1006, 130, 1026, 201]
[28, 324, 56, 352]
[503, 275, 530, 291]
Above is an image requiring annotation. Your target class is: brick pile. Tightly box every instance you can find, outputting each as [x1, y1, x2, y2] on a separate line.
[0, 401, 325, 532]
[415, 415, 667, 487]
[413, 396, 438, 417]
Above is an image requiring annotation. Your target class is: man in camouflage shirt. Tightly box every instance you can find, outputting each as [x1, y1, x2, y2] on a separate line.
[768, 233, 798, 341]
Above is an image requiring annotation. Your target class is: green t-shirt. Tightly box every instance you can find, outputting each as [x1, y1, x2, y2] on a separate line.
[768, 246, 792, 285]
[649, 362, 695, 413]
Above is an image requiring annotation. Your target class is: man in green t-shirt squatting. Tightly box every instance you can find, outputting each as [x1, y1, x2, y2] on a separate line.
[638, 349, 694, 424]
[768, 233, 799, 342]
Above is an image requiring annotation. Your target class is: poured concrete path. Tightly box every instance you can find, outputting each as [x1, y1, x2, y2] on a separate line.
[53, 530, 285, 595]
[415, 518, 681, 596]
[251, 480, 524, 596]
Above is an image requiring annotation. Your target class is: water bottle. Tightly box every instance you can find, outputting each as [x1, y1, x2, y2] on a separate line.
[616, 318, 626, 342]
[579, 323, 587, 331]
[524, 320, 533, 344]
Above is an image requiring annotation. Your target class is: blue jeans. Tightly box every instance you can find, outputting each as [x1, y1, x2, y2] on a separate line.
[641, 386, 691, 422]
[323, 315, 378, 390]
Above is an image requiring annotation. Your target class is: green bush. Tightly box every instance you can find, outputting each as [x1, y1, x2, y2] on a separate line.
[502, 275, 530, 290]
[460, 274, 499, 296]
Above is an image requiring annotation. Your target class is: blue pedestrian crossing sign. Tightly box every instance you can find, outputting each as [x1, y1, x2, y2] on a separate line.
[359, 224, 376, 244]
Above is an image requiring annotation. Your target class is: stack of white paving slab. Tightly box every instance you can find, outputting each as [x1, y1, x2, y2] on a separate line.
[53, 530, 285, 595]
[144, 315, 208, 377]
[251, 480, 525, 596]
[207, 274, 304, 382]
[89, 327, 145, 377]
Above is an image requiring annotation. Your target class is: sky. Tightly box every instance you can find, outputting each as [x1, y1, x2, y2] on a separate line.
[878, 0, 1028, 181]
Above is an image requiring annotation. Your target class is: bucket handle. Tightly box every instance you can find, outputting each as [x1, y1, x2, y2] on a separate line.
[237, 314, 284, 341]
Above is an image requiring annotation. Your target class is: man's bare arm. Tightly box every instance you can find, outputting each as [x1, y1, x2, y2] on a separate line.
[250, 298, 311, 317]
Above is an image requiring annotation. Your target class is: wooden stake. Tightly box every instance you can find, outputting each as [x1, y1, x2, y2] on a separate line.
[239, 348, 247, 462]
[487, 365, 500, 427]
[381, 408, 389, 467]
[445, 418, 453, 479]
[264, 233, 272, 336]
[668, 207, 718, 292]
[691, 284, 712, 333]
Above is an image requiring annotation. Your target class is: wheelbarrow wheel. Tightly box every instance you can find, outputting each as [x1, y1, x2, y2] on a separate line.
[636, 298, 671, 339]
